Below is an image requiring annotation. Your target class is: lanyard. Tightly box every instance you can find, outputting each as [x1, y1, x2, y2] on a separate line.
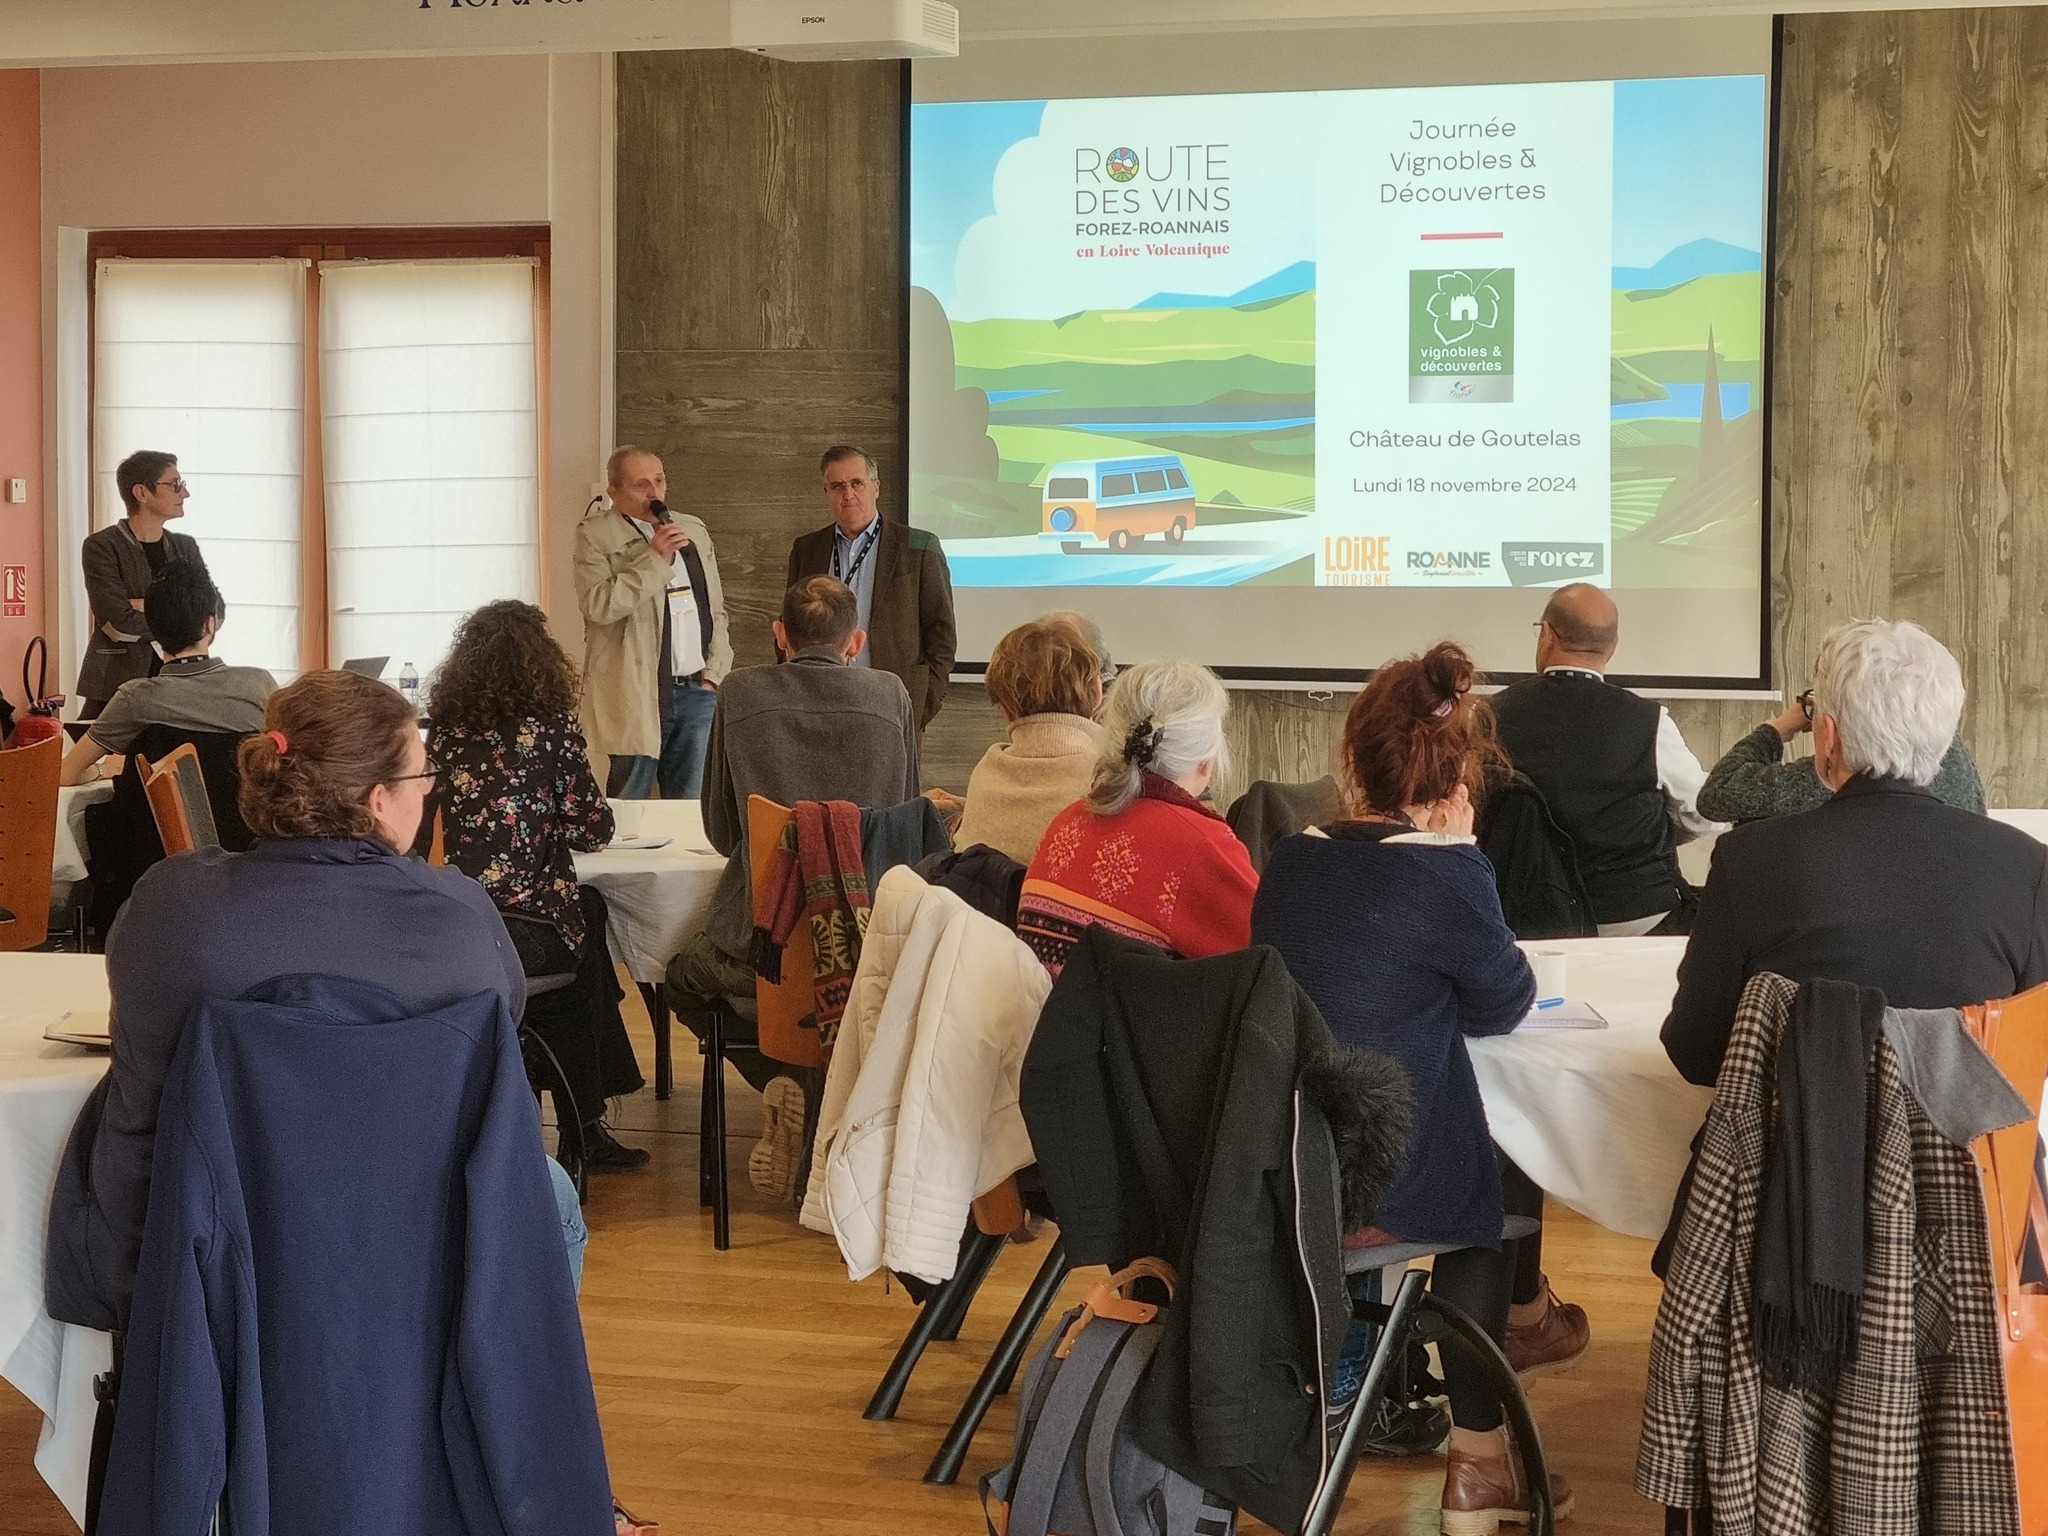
[832, 520, 881, 585]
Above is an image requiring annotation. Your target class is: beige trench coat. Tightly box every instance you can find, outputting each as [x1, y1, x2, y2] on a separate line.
[573, 504, 732, 766]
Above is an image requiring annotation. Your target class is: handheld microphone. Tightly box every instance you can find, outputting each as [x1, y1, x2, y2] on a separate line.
[648, 498, 673, 526]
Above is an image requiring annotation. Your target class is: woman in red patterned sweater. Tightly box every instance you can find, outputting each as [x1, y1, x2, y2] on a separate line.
[1018, 658, 1256, 974]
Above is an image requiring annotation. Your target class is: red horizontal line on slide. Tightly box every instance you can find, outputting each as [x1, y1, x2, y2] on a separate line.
[1420, 231, 1504, 241]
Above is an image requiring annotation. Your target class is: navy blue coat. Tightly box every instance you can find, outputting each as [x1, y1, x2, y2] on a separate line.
[1253, 828, 1535, 1248]
[98, 974, 610, 1536]
[47, 836, 524, 1330]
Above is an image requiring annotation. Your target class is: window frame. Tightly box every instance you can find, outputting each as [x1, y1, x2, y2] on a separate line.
[88, 227, 551, 676]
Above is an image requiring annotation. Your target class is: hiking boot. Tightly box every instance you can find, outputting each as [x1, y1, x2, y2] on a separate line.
[1356, 1392, 1451, 1457]
[581, 1122, 652, 1173]
[749, 1076, 807, 1200]
[1504, 1282, 1590, 1383]
[1440, 1425, 1574, 1535]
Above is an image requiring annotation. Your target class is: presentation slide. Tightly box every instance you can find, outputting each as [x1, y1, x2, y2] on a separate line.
[909, 72, 1769, 683]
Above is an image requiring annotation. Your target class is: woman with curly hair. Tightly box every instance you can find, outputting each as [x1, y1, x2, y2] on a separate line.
[429, 600, 647, 1179]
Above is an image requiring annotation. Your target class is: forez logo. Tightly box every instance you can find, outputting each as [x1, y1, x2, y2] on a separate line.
[1406, 549, 1492, 577]
[1499, 542, 1605, 587]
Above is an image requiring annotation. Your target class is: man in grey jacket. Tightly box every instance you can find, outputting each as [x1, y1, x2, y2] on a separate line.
[665, 577, 919, 1185]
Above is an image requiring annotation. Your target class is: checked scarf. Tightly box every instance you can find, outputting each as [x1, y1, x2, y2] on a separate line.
[749, 799, 869, 1049]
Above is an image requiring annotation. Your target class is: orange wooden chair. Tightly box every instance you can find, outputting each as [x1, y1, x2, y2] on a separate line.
[0, 733, 62, 951]
[1963, 984, 2048, 1535]
[142, 742, 221, 856]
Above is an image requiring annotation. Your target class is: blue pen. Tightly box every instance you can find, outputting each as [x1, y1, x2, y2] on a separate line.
[1535, 998, 1564, 1009]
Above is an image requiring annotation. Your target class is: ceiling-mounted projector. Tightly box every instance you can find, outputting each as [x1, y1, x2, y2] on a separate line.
[731, 0, 959, 60]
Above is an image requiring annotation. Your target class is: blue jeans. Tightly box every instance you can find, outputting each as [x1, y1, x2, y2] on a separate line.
[548, 1156, 588, 1291]
[607, 677, 718, 799]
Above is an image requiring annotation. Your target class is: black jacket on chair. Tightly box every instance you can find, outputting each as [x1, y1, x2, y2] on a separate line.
[1021, 929, 1412, 1534]
[1476, 771, 1597, 940]
[1662, 774, 2048, 1087]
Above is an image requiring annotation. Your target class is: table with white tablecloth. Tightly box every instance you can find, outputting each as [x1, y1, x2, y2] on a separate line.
[0, 954, 114, 1528]
[1471, 938, 1702, 1242]
[52, 782, 114, 887]
[572, 799, 727, 1099]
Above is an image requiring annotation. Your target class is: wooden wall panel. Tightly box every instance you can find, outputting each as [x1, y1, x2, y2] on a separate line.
[619, 6, 2048, 803]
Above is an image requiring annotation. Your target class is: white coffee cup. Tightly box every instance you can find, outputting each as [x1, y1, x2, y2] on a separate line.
[1530, 949, 1568, 1006]
[611, 799, 642, 840]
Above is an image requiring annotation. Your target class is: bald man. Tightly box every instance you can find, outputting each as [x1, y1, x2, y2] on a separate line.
[1492, 584, 1723, 936]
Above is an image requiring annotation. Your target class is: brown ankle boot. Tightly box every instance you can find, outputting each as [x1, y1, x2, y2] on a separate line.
[1440, 1425, 1574, 1535]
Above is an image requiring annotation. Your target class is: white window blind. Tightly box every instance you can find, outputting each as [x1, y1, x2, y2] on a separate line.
[319, 259, 540, 681]
[93, 259, 306, 679]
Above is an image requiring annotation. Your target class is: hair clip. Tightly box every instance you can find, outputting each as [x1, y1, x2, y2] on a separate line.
[267, 729, 289, 755]
[1432, 697, 1456, 718]
[1123, 719, 1165, 768]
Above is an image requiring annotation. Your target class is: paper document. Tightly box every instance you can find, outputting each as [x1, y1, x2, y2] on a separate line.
[44, 1011, 112, 1048]
[608, 836, 675, 851]
[1518, 1000, 1609, 1031]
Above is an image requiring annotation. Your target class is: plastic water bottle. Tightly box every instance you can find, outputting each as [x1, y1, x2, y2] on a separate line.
[398, 662, 420, 713]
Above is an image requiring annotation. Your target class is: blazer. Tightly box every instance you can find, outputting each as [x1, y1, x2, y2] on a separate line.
[787, 517, 956, 727]
[76, 521, 205, 703]
[573, 504, 732, 764]
[1661, 774, 2048, 1087]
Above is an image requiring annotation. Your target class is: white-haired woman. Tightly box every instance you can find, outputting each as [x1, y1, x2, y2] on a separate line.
[1017, 658, 1256, 975]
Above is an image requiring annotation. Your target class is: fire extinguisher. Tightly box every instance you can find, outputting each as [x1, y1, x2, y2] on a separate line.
[9, 636, 66, 748]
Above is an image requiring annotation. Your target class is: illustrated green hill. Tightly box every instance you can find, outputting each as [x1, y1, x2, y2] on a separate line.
[953, 291, 1313, 372]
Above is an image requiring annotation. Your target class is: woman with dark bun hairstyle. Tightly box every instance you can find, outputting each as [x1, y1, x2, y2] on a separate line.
[1252, 641, 1579, 1534]
[50, 669, 543, 1333]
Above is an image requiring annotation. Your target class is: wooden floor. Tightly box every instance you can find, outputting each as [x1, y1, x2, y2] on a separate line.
[1, 989, 1671, 1536]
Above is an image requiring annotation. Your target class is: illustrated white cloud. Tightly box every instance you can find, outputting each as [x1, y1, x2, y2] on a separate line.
[947, 93, 1317, 323]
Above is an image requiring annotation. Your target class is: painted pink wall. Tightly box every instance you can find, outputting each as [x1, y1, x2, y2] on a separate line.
[0, 71, 43, 715]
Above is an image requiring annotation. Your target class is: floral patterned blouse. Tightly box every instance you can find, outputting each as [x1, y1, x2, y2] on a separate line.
[433, 712, 614, 957]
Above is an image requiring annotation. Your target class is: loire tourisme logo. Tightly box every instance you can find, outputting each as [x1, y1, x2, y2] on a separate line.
[1105, 148, 1140, 183]
[1408, 268, 1515, 404]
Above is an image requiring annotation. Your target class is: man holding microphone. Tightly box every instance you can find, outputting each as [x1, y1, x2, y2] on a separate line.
[575, 446, 732, 798]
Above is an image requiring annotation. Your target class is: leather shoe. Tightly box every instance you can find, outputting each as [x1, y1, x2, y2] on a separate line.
[1440, 1425, 1573, 1535]
[581, 1122, 652, 1173]
[1504, 1281, 1590, 1382]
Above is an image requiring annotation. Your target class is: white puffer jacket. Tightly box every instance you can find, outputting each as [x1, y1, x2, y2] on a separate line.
[799, 866, 1052, 1283]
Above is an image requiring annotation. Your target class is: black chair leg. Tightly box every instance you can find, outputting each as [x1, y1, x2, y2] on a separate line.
[932, 1227, 1006, 1342]
[1665, 1508, 1712, 1534]
[704, 1004, 730, 1250]
[924, 1237, 1071, 1484]
[640, 981, 672, 1100]
[1423, 1292, 1558, 1536]
[521, 1026, 587, 1204]
[1300, 1269, 1429, 1536]
[83, 1333, 123, 1536]
[864, 1227, 1005, 1421]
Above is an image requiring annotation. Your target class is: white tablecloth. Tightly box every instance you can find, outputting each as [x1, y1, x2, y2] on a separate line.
[0, 954, 114, 1528]
[1471, 938, 1704, 1241]
[572, 800, 726, 985]
[52, 783, 114, 886]
[1990, 807, 2048, 843]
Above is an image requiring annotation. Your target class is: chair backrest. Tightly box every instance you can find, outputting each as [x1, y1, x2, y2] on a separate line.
[747, 793, 824, 1069]
[0, 733, 61, 951]
[144, 742, 221, 856]
[1961, 983, 2048, 1535]
[1224, 776, 1342, 872]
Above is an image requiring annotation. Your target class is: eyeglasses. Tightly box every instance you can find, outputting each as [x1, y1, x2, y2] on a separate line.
[385, 759, 441, 788]
[151, 478, 189, 493]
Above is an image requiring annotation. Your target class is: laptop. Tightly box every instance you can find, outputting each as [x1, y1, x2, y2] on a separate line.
[340, 656, 389, 680]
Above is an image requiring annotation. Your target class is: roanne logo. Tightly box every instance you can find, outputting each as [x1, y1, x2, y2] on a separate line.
[1408, 549, 1492, 572]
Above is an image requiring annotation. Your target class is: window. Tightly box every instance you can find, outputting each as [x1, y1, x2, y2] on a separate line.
[1045, 476, 1090, 499]
[94, 260, 307, 676]
[1099, 472, 1136, 499]
[90, 229, 548, 682]
[1134, 469, 1168, 495]
[1165, 467, 1189, 491]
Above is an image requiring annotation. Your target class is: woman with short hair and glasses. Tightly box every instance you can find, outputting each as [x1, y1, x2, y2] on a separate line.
[46, 669, 547, 1333]
[75, 449, 207, 717]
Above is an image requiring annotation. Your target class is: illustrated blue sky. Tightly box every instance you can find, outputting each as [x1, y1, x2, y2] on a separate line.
[910, 99, 1046, 308]
[1611, 75, 1768, 268]
[910, 76, 1769, 304]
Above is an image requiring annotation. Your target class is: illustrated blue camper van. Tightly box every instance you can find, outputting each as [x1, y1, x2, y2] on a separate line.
[1039, 455, 1198, 552]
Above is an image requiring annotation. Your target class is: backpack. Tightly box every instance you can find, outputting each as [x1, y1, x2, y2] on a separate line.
[982, 1259, 1236, 1536]
[1475, 771, 1597, 940]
